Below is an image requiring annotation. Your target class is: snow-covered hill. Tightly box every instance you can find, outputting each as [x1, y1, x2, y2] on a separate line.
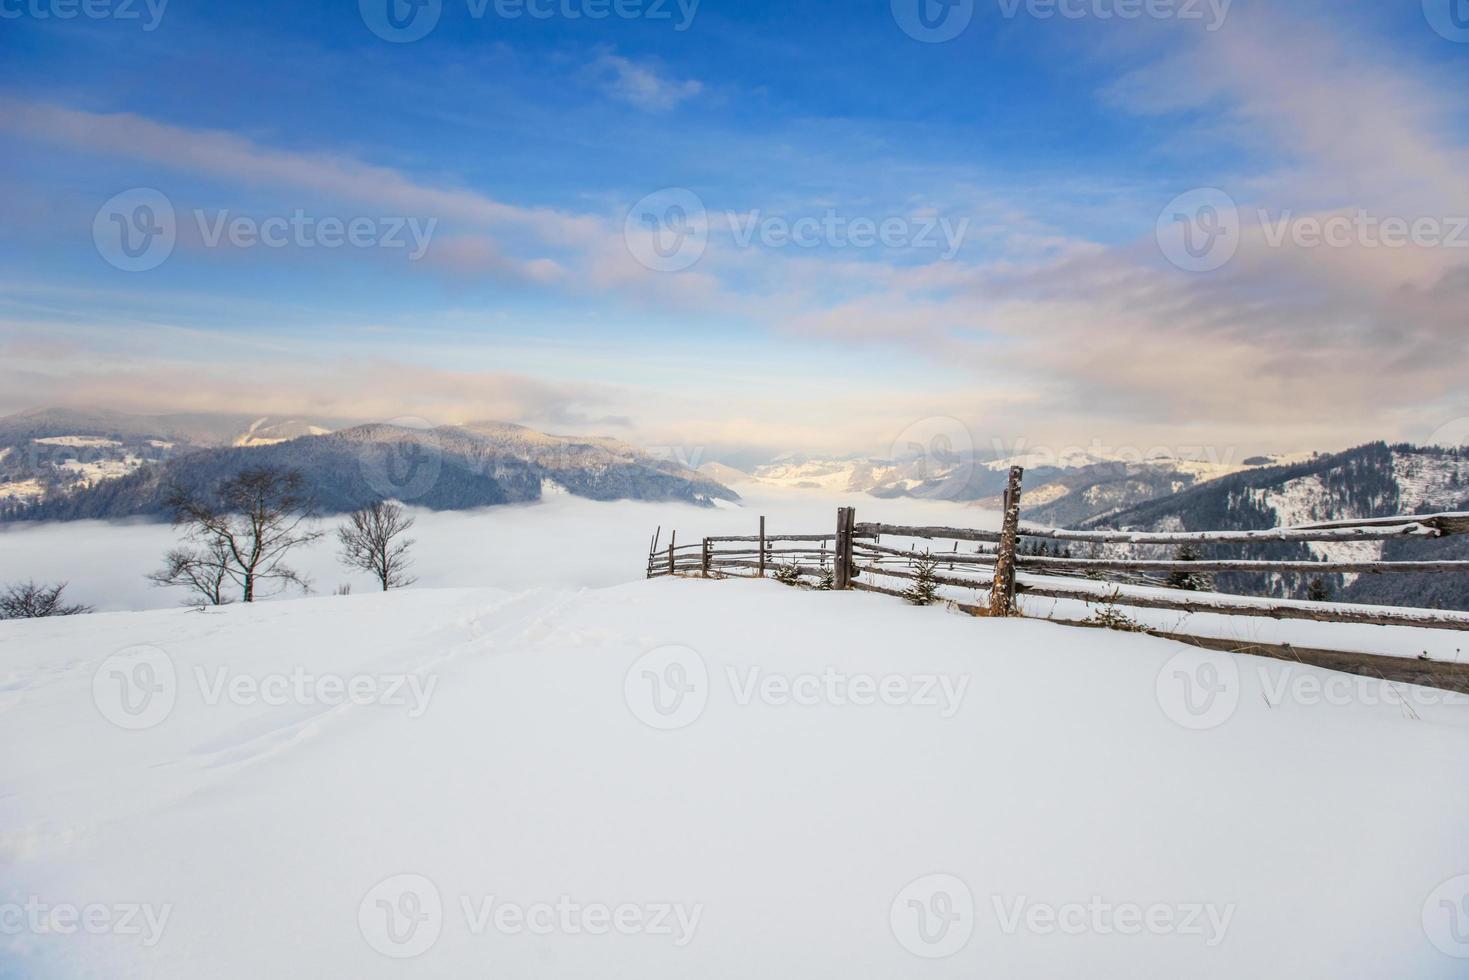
[2, 580, 1467, 978]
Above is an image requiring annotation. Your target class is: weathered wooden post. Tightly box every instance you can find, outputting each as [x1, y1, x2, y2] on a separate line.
[701, 537, 711, 578]
[989, 467, 1024, 616]
[667, 530, 676, 578]
[834, 506, 857, 590]
[844, 506, 857, 586]
[832, 507, 845, 589]
[647, 526, 660, 578]
[758, 516, 767, 577]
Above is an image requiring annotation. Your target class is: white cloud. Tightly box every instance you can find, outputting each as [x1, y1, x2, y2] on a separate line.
[593, 52, 703, 112]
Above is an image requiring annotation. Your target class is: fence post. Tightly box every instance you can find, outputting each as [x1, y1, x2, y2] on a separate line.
[989, 466, 1024, 616]
[834, 508, 844, 589]
[844, 506, 857, 587]
[701, 538, 711, 578]
[758, 516, 766, 577]
[667, 530, 676, 578]
[834, 506, 856, 590]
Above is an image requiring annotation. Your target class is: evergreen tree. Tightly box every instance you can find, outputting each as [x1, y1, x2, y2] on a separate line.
[772, 562, 803, 587]
[1165, 544, 1210, 591]
[1307, 576, 1332, 602]
[903, 553, 941, 606]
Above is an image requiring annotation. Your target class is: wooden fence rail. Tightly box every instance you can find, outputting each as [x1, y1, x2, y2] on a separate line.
[646, 466, 1469, 639]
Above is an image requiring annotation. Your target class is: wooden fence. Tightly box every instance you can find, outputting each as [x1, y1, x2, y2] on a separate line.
[645, 466, 1469, 636]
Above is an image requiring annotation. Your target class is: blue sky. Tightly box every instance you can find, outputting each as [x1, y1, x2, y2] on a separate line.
[2, 0, 1468, 463]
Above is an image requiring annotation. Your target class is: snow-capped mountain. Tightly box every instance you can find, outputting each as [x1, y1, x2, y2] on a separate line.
[0, 410, 737, 521]
[0, 407, 353, 505]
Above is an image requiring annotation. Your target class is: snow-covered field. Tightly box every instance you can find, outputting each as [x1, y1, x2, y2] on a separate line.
[3, 577, 1469, 978]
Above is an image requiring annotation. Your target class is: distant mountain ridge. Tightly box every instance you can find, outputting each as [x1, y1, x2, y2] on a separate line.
[0, 409, 737, 520]
[737, 448, 1308, 522]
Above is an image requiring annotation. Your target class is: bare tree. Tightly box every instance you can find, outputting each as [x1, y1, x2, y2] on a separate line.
[0, 581, 94, 618]
[157, 467, 324, 603]
[338, 500, 417, 591]
[148, 536, 235, 607]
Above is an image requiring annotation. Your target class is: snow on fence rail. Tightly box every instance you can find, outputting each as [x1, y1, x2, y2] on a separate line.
[644, 467, 1469, 634]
